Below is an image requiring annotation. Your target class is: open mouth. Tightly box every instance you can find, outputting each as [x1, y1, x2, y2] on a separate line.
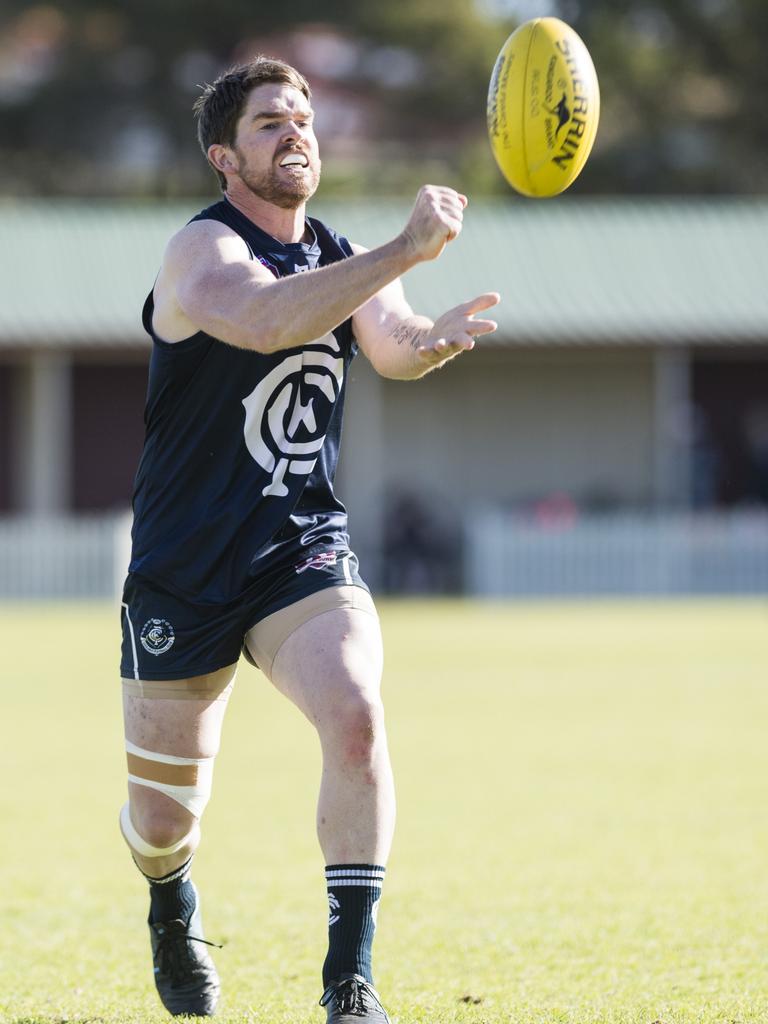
[279, 152, 309, 169]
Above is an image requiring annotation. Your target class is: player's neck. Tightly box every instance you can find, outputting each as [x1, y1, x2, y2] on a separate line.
[224, 186, 308, 245]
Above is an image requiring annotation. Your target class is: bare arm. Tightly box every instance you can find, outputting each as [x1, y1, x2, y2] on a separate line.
[351, 244, 499, 380]
[152, 185, 468, 354]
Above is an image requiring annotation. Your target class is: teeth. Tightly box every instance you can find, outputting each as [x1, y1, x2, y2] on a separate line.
[280, 154, 307, 167]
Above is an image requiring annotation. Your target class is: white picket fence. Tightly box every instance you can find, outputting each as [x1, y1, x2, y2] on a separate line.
[465, 510, 768, 596]
[0, 513, 132, 599]
[0, 511, 767, 599]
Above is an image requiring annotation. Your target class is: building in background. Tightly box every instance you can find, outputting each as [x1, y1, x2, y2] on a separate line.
[1, 199, 767, 596]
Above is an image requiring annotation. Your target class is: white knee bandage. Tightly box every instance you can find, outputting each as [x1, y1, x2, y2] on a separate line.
[125, 739, 215, 817]
[119, 802, 197, 859]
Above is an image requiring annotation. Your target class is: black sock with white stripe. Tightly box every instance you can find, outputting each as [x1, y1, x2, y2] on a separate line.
[323, 863, 385, 987]
[137, 856, 197, 925]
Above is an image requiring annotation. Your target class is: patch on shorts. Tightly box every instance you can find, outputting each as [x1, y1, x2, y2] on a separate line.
[140, 618, 176, 655]
[295, 552, 338, 574]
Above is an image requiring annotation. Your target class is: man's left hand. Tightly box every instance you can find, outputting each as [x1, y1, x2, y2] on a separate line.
[416, 292, 500, 369]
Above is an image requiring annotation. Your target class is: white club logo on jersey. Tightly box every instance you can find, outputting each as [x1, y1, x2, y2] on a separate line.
[242, 333, 344, 498]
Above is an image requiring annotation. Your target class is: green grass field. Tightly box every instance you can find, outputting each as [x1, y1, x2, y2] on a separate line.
[1, 599, 767, 1024]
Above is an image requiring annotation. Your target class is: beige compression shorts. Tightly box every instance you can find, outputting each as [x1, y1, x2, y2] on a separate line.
[122, 584, 378, 699]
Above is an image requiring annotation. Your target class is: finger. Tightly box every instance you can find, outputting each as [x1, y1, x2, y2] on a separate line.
[457, 292, 501, 315]
[442, 187, 467, 209]
[429, 184, 465, 201]
[464, 317, 498, 336]
[421, 184, 461, 208]
[443, 216, 463, 242]
[439, 195, 465, 222]
[425, 187, 466, 224]
[438, 189, 465, 208]
[442, 333, 475, 351]
[418, 333, 475, 356]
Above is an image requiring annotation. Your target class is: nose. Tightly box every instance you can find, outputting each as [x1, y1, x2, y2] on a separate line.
[282, 119, 308, 142]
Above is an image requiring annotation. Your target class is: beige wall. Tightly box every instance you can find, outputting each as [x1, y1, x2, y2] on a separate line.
[338, 346, 656, 575]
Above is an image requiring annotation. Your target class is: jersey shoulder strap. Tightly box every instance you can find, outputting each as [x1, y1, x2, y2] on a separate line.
[307, 216, 354, 261]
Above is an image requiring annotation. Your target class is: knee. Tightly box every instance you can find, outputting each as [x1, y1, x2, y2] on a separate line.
[326, 691, 386, 768]
[129, 788, 197, 850]
[123, 738, 214, 851]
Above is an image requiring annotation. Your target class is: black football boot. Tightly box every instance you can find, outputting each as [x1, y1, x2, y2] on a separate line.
[149, 885, 220, 1016]
[320, 974, 390, 1024]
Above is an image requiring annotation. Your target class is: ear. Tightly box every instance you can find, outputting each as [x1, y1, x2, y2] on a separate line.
[207, 143, 238, 177]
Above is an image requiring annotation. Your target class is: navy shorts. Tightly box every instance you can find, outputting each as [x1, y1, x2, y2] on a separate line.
[120, 549, 368, 681]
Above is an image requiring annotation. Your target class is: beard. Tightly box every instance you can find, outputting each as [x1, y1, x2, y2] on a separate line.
[235, 147, 321, 209]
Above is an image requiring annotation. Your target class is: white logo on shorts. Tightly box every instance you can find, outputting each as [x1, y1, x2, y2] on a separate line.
[140, 618, 176, 655]
[295, 552, 338, 574]
[242, 334, 344, 499]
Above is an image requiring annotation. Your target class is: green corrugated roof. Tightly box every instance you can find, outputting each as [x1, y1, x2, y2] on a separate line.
[2, 198, 767, 346]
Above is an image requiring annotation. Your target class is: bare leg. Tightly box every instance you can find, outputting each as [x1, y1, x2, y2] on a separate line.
[268, 608, 395, 866]
[120, 667, 236, 1018]
[266, 604, 395, 1007]
[121, 664, 236, 876]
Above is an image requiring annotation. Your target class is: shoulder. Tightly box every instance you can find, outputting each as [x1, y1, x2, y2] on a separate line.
[151, 212, 274, 345]
[162, 217, 252, 275]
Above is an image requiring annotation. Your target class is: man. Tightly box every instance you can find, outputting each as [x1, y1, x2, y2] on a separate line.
[119, 55, 498, 1022]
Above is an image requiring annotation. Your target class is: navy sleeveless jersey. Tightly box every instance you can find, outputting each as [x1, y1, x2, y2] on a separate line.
[128, 199, 357, 604]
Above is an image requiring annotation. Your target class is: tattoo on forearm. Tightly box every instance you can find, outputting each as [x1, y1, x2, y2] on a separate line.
[390, 321, 429, 350]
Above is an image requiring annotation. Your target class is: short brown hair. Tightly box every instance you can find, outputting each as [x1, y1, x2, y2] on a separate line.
[193, 56, 311, 191]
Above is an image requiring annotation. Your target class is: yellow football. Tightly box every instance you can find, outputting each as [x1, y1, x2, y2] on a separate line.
[487, 17, 600, 197]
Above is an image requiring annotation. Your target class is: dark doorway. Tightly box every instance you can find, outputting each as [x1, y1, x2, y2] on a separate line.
[72, 361, 149, 510]
[0, 364, 14, 511]
[692, 352, 768, 507]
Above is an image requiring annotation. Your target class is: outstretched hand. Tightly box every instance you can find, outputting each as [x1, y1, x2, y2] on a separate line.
[415, 292, 500, 369]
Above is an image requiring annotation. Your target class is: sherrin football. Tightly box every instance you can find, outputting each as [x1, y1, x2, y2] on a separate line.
[487, 17, 600, 197]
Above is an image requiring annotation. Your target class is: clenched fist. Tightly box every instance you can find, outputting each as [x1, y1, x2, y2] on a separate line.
[400, 185, 468, 263]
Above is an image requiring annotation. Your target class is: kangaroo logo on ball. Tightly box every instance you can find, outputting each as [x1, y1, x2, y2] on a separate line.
[547, 93, 571, 137]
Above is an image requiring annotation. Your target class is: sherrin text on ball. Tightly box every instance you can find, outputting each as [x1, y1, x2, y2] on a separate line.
[487, 17, 600, 197]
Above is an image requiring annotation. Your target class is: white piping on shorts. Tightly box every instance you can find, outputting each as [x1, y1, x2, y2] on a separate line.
[341, 554, 352, 584]
[121, 602, 140, 680]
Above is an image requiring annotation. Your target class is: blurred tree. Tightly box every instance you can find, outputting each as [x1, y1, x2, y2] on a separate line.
[570, 0, 767, 193]
[0, 0, 764, 197]
[0, 0, 506, 197]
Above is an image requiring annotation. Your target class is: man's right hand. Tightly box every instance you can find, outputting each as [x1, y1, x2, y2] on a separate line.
[400, 185, 468, 263]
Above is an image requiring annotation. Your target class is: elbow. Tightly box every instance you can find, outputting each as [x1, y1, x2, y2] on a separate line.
[366, 346, 422, 380]
[372, 362, 422, 382]
[245, 328, 282, 354]
[225, 309, 300, 354]
[364, 347, 406, 380]
[217, 321, 281, 354]
[182, 299, 281, 353]
[367, 353, 397, 380]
